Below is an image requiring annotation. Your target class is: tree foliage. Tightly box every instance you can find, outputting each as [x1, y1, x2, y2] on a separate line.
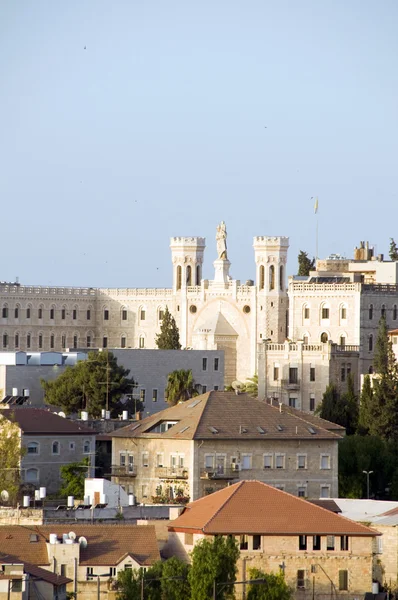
[247, 569, 293, 600]
[59, 458, 90, 499]
[0, 415, 25, 502]
[297, 250, 315, 276]
[156, 307, 181, 350]
[161, 557, 191, 600]
[116, 558, 190, 600]
[41, 351, 135, 417]
[165, 369, 198, 406]
[316, 375, 358, 435]
[243, 374, 258, 397]
[389, 238, 398, 261]
[189, 535, 239, 600]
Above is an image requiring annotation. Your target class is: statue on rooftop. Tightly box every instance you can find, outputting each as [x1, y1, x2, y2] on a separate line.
[216, 221, 228, 260]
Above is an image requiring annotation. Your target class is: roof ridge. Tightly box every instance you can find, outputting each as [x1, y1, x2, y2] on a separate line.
[268, 404, 344, 438]
[202, 481, 245, 531]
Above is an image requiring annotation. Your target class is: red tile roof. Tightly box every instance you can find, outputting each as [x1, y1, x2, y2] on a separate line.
[112, 392, 343, 441]
[169, 481, 379, 536]
[1, 409, 95, 435]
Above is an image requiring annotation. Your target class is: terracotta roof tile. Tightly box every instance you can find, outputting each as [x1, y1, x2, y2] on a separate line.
[112, 392, 342, 441]
[0, 525, 159, 567]
[169, 481, 379, 536]
[1, 409, 95, 435]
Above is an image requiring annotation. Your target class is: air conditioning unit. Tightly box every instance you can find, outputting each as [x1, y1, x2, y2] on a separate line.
[231, 463, 241, 472]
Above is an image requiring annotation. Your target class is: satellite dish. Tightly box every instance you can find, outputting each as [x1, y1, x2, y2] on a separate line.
[79, 536, 88, 548]
[58, 412, 66, 418]
[1, 490, 9, 501]
[68, 531, 76, 541]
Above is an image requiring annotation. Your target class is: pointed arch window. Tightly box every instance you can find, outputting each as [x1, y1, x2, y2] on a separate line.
[176, 266, 182, 290]
[2, 333, 8, 348]
[369, 304, 373, 320]
[381, 305, 386, 319]
[2, 304, 8, 319]
[196, 265, 201, 285]
[280, 265, 284, 291]
[50, 334, 55, 349]
[186, 265, 192, 286]
[14, 333, 19, 349]
[14, 305, 20, 319]
[269, 265, 275, 291]
[321, 332, 328, 343]
[394, 305, 397, 321]
[121, 335, 126, 348]
[259, 265, 265, 290]
[369, 334, 373, 352]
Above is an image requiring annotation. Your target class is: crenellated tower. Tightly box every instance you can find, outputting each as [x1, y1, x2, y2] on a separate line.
[170, 237, 206, 292]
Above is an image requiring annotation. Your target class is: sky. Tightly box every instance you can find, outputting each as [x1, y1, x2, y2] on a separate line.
[1, 0, 397, 288]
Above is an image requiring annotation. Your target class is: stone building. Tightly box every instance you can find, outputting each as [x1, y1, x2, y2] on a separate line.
[0, 408, 96, 495]
[111, 391, 343, 504]
[0, 224, 289, 385]
[167, 480, 379, 599]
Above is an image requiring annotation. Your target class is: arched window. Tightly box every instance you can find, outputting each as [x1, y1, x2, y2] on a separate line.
[50, 305, 55, 320]
[27, 332, 32, 349]
[26, 304, 32, 319]
[139, 306, 146, 321]
[280, 265, 284, 291]
[186, 265, 192, 286]
[303, 304, 310, 322]
[394, 305, 397, 321]
[83, 440, 91, 454]
[340, 335, 346, 347]
[102, 336, 108, 349]
[73, 333, 78, 349]
[320, 332, 328, 343]
[321, 303, 330, 320]
[38, 332, 43, 349]
[2, 333, 8, 349]
[25, 468, 39, 483]
[38, 304, 43, 320]
[196, 265, 201, 286]
[86, 305, 92, 321]
[369, 366, 374, 374]
[14, 304, 20, 319]
[50, 333, 55, 349]
[121, 306, 128, 321]
[340, 304, 347, 321]
[14, 332, 19, 349]
[259, 265, 265, 290]
[369, 335, 373, 352]
[139, 335, 145, 349]
[269, 265, 275, 291]
[27, 442, 39, 455]
[121, 335, 126, 348]
[381, 304, 386, 319]
[72, 305, 78, 320]
[369, 304, 373, 320]
[2, 303, 8, 319]
[158, 307, 164, 321]
[176, 266, 182, 290]
[61, 333, 66, 349]
[61, 305, 66, 320]
[103, 307, 109, 321]
[303, 334, 309, 345]
[52, 441, 60, 455]
[86, 331, 93, 348]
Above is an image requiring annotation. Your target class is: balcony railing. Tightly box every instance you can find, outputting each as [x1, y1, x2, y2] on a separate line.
[110, 465, 137, 477]
[155, 467, 189, 479]
[281, 379, 300, 390]
[200, 467, 238, 480]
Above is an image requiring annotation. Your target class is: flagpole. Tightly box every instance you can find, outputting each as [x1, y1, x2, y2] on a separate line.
[314, 197, 319, 260]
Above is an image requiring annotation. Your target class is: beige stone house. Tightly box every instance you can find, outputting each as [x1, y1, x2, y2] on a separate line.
[0, 408, 96, 495]
[111, 391, 343, 503]
[167, 480, 379, 599]
[0, 558, 71, 600]
[0, 524, 159, 600]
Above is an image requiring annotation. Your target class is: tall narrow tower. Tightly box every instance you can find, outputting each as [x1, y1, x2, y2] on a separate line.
[170, 237, 206, 292]
[253, 236, 289, 342]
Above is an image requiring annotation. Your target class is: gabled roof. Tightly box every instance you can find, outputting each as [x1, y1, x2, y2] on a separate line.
[169, 481, 379, 536]
[0, 409, 95, 435]
[0, 525, 160, 567]
[196, 312, 238, 337]
[112, 391, 343, 441]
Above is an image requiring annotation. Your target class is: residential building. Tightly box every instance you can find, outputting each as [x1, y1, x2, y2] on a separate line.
[0, 559, 71, 600]
[0, 525, 159, 600]
[111, 391, 343, 503]
[167, 480, 379, 598]
[0, 408, 96, 495]
[258, 340, 360, 412]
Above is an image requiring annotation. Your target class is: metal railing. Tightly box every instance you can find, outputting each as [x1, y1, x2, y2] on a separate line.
[110, 465, 137, 477]
[200, 467, 238, 480]
[155, 467, 188, 479]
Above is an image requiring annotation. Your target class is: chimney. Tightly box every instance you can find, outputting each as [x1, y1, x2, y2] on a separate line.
[135, 411, 141, 421]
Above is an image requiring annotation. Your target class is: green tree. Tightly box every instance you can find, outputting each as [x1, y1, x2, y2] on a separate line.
[165, 369, 198, 406]
[41, 351, 135, 417]
[247, 569, 293, 600]
[189, 535, 239, 600]
[59, 458, 90, 499]
[155, 307, 181, 350]
[161, 557, 191, 600]
[315, 377, 358, 434]
[243, 374, 258, 397]
[0, 415, 25, 503]
[389, 238, 398, 261]
[297, 250, 315, 276]
[116, 568, 141, 600]
[358, 375, 374, 434]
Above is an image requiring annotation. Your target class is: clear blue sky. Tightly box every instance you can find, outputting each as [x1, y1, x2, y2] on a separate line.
[1, 0, 397, 287]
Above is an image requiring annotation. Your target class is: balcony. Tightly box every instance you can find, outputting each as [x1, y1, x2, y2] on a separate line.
[200, 466, 238, 480]
[110, 465, 137, 477]
[155, 467, 189, 479]
[281, 379, 300, 390]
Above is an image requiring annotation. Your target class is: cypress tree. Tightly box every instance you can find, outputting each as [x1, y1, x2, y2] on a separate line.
[389, 238, 398, 261]
[297, 250, 316, 276]
[155, 306, 181, 350]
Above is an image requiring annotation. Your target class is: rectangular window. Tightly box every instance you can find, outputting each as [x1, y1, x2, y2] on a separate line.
[289, 397, 296, 408]
[14, 307, 19, 319]
[310, 367, 315, 382]
[15, 334, 19, 348]
[121, 337, 126, 348]
[376, 536, 383, 554]
[263, 454, 272, 469]
[12, 580, 22, 593]
[241, 455, 252, 470]
[239, 535, 248, 550]
[120, 454, 126, 467]
[159, 309, 164, 321]
[128, 455, 134, 472]
[140, 309, 146, 321]
[2, 334, 7, 348]
[341, 365, 346, 382]
[297, 487, 306, 497]
[273, 366, 279, 381]
[310, 395, 315, 411]
[50, 334, 54, 349]
[2, 307, 7, 318]
[313, 535, 321, 550]
[156, 454, 163, 467]
[38, 334, 43, 349]
[142, 453, 149, 467]
[252, 535, 261, 550]
[320, 455, 331, 469]
[289, 367, 298, 384]
[72, 309, 77, 320]
[38, 308, 42, 319]
[299, 535, 307, 551]
[73, 335, 77, 349]
[152, 389, 158, 402]
[61, 335, 66, 348]
[60, 564, 67, 577]
[69, 442, 75, 451]
[104, 309, 109, 320]
[304, 307, 310, 319]
[297, 570, 305, 589]
[202, 385, 207, 393]
[142, 485, 148, 498]
[50, 308, 54, 319]
[275, 454, 285, 469]
[62, 308, 66, 320]
[202, 357, 207, 371]
[214, 385, 219, 390]
[339, 570, 348, 591]
[26, 307, 31, 319]
[340, 536, 349, 551]
[87, 309, 91, 320]
[322, 307, 329, 319]
[122, 309, 127, 320]
[341, 307, 347, 320]
[297, 455, 306, 469]
[103, 337, 108, 348]
[327, 535, 335, 551]
[185, 532, 193, 545]
[140, 389, 146, 403]
[214, 357, 219, 371]
[205, 455, 214, 469]
[320, 485, 330, 498]
[86, 567, 94, 580]
[27, 333, 31, 348]
[87, 336, 91, 348]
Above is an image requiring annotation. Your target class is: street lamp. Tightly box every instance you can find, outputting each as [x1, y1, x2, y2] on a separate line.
[92, 572, 111, 600]
[363, 470, 374, 499]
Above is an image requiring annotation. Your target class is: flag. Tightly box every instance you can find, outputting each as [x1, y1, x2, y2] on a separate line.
[314, 196, 318, 214]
